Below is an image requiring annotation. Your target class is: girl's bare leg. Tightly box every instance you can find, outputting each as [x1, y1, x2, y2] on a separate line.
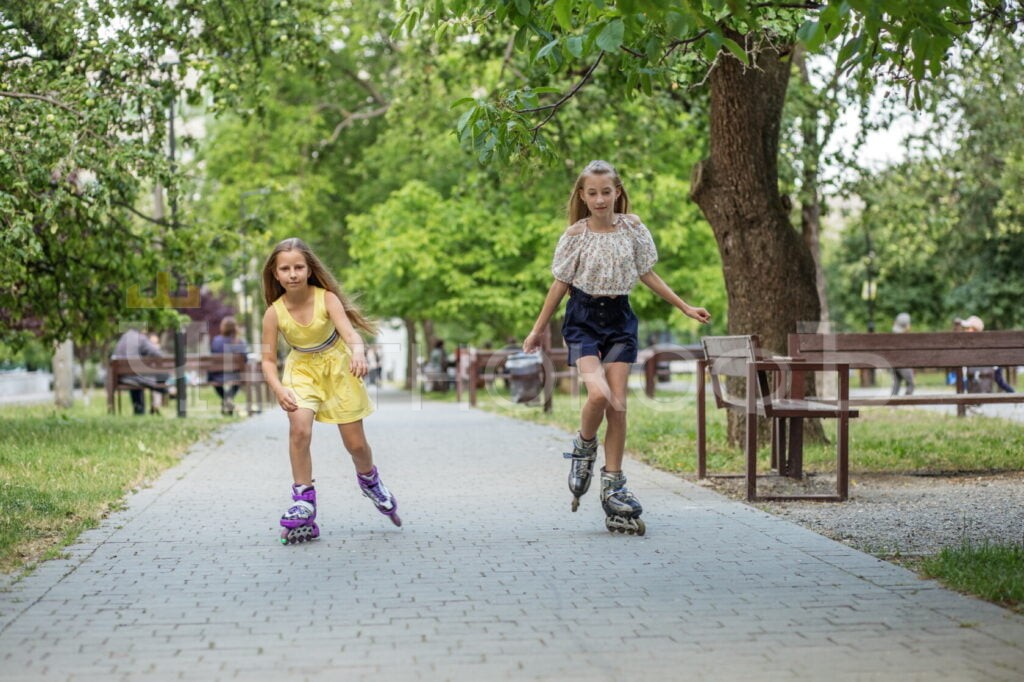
[338, 419, 373, 474]
[576, 356, 610, 440]
[599, 362, 631, 471]
[287, 408, 316, 485]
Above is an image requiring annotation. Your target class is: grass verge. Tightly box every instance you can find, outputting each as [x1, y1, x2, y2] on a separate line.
[0, 391, 232, 575]
[919, 543, 1024, 614]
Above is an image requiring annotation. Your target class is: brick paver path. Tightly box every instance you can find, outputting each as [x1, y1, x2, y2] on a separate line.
[2, 388, 1023, 681]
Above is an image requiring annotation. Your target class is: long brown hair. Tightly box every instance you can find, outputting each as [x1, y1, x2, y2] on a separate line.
[261, 237, 377, 335]
[566, 159, 631, 224]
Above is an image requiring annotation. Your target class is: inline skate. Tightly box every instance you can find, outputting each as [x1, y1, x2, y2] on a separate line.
[279, 483, 319, 545]
[563, 433, 598, 512]
[358, 466, 401, 527]
[600, 468, 645, 536]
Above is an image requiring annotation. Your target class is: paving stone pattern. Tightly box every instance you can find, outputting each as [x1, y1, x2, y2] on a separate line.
[2, 389, 1023, 681]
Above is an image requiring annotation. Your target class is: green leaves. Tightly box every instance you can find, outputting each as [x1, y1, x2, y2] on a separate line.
[594, 18, 625, 52]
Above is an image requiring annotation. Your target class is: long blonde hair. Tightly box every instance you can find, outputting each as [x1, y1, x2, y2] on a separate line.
[566, 160, 631, 225]
[261, 237, 378, 335]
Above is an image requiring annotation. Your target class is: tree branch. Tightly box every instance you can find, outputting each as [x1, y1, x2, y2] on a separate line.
[320, 104, 391, 146]
[516, 53, 604, 117]
[0, 90, 82, 116]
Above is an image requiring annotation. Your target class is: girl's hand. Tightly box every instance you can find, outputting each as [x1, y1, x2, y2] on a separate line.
[686, 306, 712, 324]
[276, 388, 299, 412]
[349, 352, 368, 378]
[522, 332, 541, 354]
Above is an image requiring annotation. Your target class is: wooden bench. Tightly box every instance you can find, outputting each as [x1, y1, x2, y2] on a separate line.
[107, 354, 267, 416]
[636, 343, 705, 398]
[788, 331, 1024, 416]
[699, 335, 858, 501]
[457, 348, 577, 413]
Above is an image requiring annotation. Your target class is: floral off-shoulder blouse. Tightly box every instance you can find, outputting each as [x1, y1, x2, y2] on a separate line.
[550, 213, 658, 296]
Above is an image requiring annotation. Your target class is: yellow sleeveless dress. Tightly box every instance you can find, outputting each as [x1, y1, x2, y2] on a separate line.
[273, 286, 373, 424]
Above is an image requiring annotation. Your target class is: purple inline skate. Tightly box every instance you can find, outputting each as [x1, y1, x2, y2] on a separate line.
[357, 466, 401, 527]
[279, 483, 319, 544]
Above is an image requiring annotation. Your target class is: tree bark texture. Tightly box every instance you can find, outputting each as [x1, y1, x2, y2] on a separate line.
[690, 35, 822, 445]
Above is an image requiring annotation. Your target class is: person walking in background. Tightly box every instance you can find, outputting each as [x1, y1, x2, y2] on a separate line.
[260, 237, 401, 545]
[366, 344, 382, 386]
[960, 315, 1015, 393]
[890, 312, 915, 396]
[209, 316, 248, 416]
[523, 160, 711, 536]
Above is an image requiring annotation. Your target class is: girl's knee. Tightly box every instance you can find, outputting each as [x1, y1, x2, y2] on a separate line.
[343, 436, 372, 460]
[290, 423, 313, 444]
[585, 392, 610, 412]
[605, 404, 627, 423]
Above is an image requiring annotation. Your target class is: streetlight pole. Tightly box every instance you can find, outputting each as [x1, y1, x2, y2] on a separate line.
[862, 227, 877, 386]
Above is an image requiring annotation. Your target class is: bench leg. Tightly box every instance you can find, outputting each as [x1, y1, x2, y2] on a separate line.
[837, 415, 850, 501]
[745, 410, 758, 502]
[788, 417, 804, 480]
[697, 363, 707, 479]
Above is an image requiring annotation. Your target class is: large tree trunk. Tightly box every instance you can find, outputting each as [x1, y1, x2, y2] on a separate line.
[689, 34, 821, 445]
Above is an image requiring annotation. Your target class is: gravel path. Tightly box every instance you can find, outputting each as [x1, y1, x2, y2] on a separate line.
[701, 472, 1024, 558]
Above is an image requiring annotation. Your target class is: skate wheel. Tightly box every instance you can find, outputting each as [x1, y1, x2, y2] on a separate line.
[390, 513, 402, 527]
[571, 498, 579, 512]
[635, 518, 646, 536]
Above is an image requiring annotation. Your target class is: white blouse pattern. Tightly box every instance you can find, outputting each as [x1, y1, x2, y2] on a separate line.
[550, 214, 658, 296]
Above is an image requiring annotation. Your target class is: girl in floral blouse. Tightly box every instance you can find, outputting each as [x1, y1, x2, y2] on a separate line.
[523, 160, 710, 535]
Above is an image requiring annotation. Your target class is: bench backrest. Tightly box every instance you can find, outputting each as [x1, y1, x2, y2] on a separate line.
[109, 353, 248, 380]
[701, 335, 761, 411]
[788, 331, 1024, 369]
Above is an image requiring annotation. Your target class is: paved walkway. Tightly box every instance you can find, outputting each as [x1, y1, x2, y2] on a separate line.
[2, 388, 1023, 681]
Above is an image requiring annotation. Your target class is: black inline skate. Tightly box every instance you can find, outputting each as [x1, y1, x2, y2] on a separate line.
[600, 468, 645, 536]
[563, 433, 598, 512]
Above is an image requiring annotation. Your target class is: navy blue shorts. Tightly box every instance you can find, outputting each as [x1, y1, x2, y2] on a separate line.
[562, 287, 639, 366]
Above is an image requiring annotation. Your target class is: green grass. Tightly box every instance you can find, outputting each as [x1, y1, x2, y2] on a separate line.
[0, 392, 232, 574]
[920, 543, 1024, 614]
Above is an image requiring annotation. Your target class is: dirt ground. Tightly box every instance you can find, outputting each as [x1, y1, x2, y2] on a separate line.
[695, 471, 1024, 559]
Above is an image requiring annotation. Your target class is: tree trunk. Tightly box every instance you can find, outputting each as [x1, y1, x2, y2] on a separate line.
[689, 33, 821, 445]
[53, 339, 74, 409]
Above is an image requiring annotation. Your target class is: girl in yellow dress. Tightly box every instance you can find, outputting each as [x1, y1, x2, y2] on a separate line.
[260, 238, 400, 544]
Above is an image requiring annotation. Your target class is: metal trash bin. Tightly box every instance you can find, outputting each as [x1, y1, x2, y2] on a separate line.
[506, 351, 543, 404]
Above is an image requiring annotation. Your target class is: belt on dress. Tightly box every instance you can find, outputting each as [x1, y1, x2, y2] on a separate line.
[292, 329, 339, 353]
[569, 286, 629, 308]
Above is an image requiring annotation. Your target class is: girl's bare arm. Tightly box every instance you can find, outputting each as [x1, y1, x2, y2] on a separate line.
[523, 279, 570, 353]
[639, 271, 711, 323]
[261, 306, 298, 411]
[325, 291, 368, 377]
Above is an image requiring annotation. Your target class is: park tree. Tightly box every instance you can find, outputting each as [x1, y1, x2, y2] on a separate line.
[828, 30, 1024, 332]
[0, 0, 331, 351]
[404, 0, 1021, 359]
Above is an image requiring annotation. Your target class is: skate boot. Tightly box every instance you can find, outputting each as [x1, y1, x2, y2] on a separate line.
[600, 468, 645, 536]
[279, 483, 319, 545]
[563, 433, 598, 512]
[358, 466, 401, 527]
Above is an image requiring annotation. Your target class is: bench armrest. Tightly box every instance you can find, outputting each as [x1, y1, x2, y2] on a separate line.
[753, 360, 850, 374]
